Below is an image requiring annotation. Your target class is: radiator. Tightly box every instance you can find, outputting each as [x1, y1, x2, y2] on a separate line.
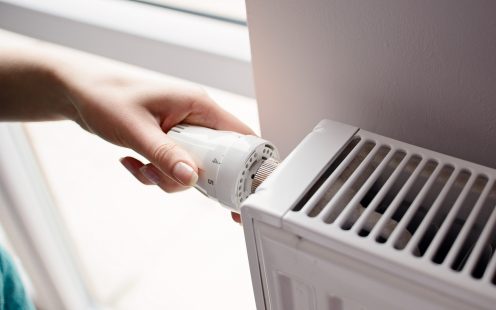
[241, 119, 496, 310]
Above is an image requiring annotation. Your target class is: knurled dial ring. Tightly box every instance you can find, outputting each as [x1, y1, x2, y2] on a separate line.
[251, 158, 279, 193]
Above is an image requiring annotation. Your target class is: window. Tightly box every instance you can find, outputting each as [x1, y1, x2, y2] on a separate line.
[24, 81, 258, 310]
[0, 0, 253, 96]
[0, 0, 257, 309]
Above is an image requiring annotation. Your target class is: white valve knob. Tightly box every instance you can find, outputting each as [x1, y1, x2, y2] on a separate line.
[168, 124, 279, 211]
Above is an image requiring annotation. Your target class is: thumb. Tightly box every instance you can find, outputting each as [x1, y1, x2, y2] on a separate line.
[130, 122, 199, 187]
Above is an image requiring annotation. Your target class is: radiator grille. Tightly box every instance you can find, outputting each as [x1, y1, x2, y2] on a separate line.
[292, 130, 496, 284]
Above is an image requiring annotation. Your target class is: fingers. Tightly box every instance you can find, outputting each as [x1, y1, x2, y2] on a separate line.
[231, 212, 242, 224]
[119, 88, 253, 195]
[122, 157, 244, 224]
[119, 156, 154, 185]
[140, 163, 189, 193]
[203, 98, 255, 135]
[181, 93, 256, 135]
[128, 122, 199, 187]
[120, 156, 189, 192]
[211, 108, 255, 135]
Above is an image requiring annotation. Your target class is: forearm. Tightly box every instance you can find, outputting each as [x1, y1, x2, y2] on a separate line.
[0, 40, 78, 122]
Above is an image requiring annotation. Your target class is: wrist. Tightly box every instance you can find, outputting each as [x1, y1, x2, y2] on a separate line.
[19, 41, 82, 122]
[47, 63, 81, 121]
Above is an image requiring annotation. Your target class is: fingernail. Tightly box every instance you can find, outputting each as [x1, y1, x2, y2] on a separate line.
[173, 162, 198, 186]
[231, 212, 242, 225]
[120, 158, 140, 178]
[119, 158, 133, 171]
[140, 166, 161, 184]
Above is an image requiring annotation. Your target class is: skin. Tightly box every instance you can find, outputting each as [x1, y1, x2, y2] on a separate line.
[0, 36, 247, 222]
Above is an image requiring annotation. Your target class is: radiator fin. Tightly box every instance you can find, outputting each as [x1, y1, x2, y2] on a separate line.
[291, 130, 496, 286]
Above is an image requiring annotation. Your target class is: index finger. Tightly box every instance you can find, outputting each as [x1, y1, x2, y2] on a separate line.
[183, 94, 256, 136]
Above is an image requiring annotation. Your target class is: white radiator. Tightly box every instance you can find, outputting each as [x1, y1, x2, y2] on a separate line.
[242, 119, 496, 310]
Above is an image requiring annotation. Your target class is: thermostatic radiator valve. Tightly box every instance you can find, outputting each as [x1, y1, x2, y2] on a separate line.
[168, 124, 279, 211]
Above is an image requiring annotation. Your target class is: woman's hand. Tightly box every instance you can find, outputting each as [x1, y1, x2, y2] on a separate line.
[0, 34, 254, 193]
[64, 64, 254, 193]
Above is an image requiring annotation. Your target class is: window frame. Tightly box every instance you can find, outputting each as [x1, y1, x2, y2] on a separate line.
[0, 124, 97, 310]
[0, 0, 254, 97]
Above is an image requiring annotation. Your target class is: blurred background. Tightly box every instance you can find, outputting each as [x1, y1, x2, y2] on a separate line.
[0, 0, 257, 309]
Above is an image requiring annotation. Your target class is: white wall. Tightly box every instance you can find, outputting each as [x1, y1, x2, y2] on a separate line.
[247, 0, 496, 168]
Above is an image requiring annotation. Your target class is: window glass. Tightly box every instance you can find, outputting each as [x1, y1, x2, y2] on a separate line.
[25, 76, 258, 309]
